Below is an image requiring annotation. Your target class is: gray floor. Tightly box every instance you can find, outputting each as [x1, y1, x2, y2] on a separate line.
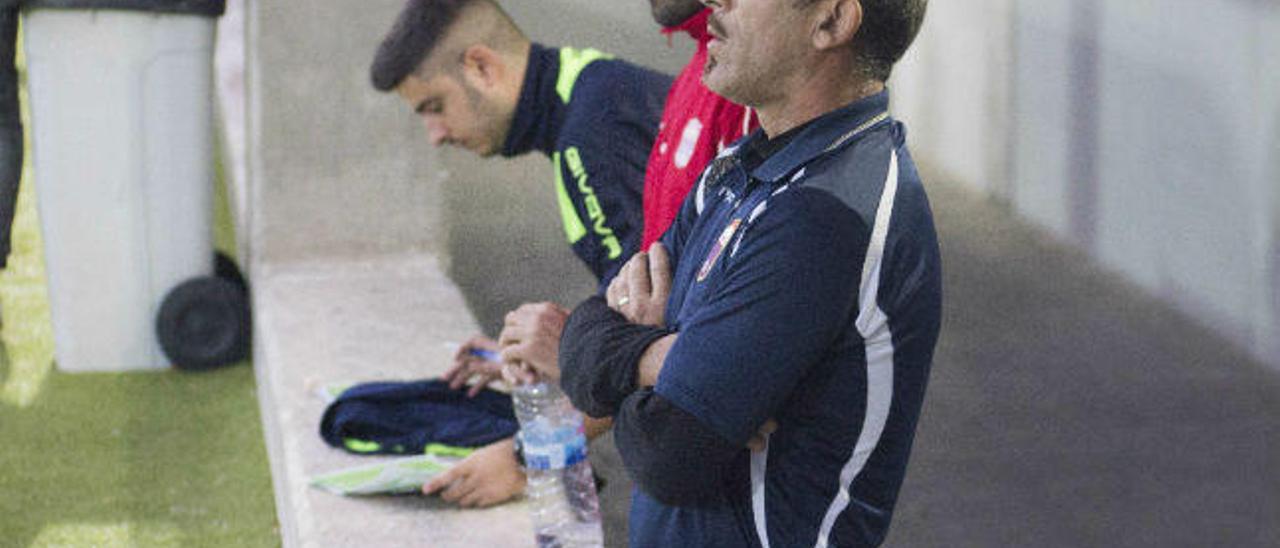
[448, 168, 1280, 547]
[891, 176, 1280, 547]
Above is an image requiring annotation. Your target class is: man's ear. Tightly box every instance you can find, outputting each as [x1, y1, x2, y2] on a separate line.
[813, 0, 862, 51]
[460, 44, 503, 91]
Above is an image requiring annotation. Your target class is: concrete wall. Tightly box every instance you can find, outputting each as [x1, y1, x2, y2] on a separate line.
[246, 0, 441, 264]
[892, 0, 1280, 368]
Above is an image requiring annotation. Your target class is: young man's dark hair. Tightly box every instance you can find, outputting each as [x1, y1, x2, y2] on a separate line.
[370, 0, 476, 92]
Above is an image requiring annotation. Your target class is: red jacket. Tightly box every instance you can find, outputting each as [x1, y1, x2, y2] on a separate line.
[641, 9, 758, 249]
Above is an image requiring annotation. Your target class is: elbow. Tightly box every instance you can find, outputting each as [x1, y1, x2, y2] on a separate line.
[558, 314, 627, 418]
[559, 296, 669, 417]
[559, 297, 619, 416]
[614, 390, 739, 506]
[560, 366, 620, 419]
[620, 442, 729, 506]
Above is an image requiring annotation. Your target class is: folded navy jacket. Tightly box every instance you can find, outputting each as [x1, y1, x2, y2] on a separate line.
[319, 379, 518, 455]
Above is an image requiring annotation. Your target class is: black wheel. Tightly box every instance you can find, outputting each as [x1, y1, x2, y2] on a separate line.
[156, 276, 251, 371]
[214, 250, 248, 291]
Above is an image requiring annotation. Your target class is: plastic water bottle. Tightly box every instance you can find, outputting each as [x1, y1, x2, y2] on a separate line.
[512, 382, 604, 548]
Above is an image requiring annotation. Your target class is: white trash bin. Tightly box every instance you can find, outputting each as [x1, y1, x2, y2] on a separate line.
[23, 1, 243, 372]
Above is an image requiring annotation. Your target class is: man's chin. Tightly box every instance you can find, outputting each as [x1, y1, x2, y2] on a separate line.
[700, 68, 734, 102]
[459, 141, 494, 158]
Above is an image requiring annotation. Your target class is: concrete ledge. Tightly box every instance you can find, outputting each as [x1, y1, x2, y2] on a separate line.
[252, 253, 533, 547]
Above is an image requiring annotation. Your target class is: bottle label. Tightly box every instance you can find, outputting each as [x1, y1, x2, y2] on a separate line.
[521, 430, 588, 470]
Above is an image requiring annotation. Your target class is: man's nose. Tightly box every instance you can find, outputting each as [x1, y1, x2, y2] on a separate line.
[423, 117, 448, 146]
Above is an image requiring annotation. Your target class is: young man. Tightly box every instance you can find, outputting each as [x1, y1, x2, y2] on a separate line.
[369, 0, 671, 507]
[559, 0, 941, 546]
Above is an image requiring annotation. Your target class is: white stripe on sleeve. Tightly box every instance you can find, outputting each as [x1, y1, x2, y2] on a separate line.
[815, 149, 900, 548]
[752, 435, 772, 548]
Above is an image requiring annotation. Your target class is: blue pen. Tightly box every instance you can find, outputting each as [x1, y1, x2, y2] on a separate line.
[467, 347, 501, 362]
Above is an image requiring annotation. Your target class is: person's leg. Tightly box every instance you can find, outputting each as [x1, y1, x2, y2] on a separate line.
[0, 7, 21, 272]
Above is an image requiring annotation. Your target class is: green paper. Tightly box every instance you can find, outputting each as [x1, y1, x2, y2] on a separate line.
[310, 455, 454, 496]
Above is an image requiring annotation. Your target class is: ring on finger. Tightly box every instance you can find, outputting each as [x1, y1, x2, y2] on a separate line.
[617, 296, 631, 306]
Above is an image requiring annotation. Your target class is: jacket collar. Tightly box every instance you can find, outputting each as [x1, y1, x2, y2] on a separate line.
[501, 43, 564, 157]
[745, 90, 892, 185]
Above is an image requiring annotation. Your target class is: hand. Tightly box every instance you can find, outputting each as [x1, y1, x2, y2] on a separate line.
[746, 419, 778, 452]
[605, 242, 672, 327]
[583, 415, 615, 440]
[498, 302, 569, 382]
[422, 438, 526, 508]
[443, 336, 504, 397]
[501, 361, 537, 387]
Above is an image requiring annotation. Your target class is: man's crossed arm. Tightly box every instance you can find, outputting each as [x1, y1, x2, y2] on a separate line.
[560, 244, 772, 505]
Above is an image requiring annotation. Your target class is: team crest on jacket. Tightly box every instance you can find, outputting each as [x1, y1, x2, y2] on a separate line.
[697, 218, 741, 282]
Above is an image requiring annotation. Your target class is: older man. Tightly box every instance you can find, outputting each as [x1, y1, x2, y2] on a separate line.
[559, 0, 941, 546]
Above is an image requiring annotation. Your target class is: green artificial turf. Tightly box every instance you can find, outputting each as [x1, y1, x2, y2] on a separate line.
[0, 365, 280, 548]
[0, 41, 279, 548]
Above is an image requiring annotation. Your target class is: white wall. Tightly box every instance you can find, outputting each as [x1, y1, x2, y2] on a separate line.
[893, 0, 1280, 368]
[892, 0, 1016, 199]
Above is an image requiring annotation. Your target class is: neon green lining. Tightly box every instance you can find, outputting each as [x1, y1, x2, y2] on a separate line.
[553, 151, 589, 244]
[556, 47, 613, 104]
[343, 439, 381, 453]
[423, 443, 475, 458]
[564, 147, 623, 259]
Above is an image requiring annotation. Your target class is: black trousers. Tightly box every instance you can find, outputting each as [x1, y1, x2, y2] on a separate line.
[0, 8, 20, 269]
[0, 8, 20, 270]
